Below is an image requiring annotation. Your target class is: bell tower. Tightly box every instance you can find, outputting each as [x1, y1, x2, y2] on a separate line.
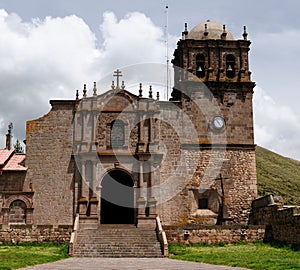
[169, 20, 257, 224]
[172, 20, 252, 82]
[171, 20, 256, 145]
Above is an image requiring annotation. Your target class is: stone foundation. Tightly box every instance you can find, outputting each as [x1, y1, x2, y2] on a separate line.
[0, 224, 72, 244]
[164, 225, 265, 245]
[251, 195, 300, 244]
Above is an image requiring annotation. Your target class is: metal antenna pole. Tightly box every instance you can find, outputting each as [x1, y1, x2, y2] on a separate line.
[165, 5, 170, 101]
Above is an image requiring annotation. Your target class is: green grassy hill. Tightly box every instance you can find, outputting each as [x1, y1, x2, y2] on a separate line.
[256, 146, 300, 205]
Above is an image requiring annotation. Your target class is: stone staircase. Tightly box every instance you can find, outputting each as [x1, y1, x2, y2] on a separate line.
[73, 224, 163, 257]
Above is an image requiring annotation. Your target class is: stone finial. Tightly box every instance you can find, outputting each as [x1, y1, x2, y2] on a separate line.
[157, 92, 160, 101]
[83, 84, 87, 97]
[121, 81, 125, 90]
[221, 24, 227, 40]
[6, 122, 13, 150]
[139, 83, 143, 98]
[149, 85, 153, 99]
[204, 23, 208, 37]
[243, 26, 248, 40]
[182, 22, 189, 38]
[111, 81, 115, 90]
[76, 90, 79, 100]
[93, 82, 97, 96]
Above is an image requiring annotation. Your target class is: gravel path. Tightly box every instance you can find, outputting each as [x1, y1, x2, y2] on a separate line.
[19, 257, 249, 270]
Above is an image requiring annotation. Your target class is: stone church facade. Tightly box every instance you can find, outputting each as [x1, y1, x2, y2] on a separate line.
[0, 21, 257, 228]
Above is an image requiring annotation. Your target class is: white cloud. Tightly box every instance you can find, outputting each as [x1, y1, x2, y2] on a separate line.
[100, 12, 167, 64]
[251, 29, 300, 114]
[94, 11, 177, 80]
[0, 10, 173, 148]
[0, 9, 101, 146]
[1, 8, 299, 161]
[254, 87, 300, 160]
[0, 10, 98, 86]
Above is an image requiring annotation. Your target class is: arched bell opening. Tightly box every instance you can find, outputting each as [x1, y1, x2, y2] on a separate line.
[226, 54, 236, 79]
[196, 54, 206, 78]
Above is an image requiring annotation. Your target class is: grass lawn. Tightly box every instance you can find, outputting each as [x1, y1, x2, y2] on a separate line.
[256, 146, 300, 205]
[0, 242, 69, 270]
[169, 242, 300, 270]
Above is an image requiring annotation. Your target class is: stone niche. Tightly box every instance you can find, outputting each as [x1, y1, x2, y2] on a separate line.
[189, 188, 219, 225]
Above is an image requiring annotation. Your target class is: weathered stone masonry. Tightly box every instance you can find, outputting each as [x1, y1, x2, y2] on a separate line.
[0, 225, 72, 244]
[165, 225, 265, 245]
[1, 21, 259, 236]
[251, 195, 300, 244]
[25, 101, 76, 225]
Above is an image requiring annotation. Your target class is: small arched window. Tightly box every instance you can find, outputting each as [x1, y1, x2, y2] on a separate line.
[9, 200, 26, 224]
[111, 120, 125, 147]
[196, 54, 206, 78]
[226, 54, 235, 79]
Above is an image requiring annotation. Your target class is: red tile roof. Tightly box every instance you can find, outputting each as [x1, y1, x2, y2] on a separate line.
[0, 149, 27, 172]
[0, 149, 14, 166]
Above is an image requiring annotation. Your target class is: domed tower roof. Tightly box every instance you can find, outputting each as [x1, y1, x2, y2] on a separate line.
[186, 20, 235, 40]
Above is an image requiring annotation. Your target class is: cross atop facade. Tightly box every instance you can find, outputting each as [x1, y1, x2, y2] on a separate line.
[113, 69, 123, 89]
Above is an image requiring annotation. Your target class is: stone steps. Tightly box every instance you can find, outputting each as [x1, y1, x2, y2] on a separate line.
[73, 225, 163, 258]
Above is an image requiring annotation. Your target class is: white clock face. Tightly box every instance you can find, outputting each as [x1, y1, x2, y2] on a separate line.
[213, 116, 225, 130]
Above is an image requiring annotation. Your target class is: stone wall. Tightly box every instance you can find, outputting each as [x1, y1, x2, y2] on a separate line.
[158, 147, 257, 226]
[0, 171, 26, 192]
[165, 225, 265, 245]
[180, 83, 255, 146]
[156, 73, 256, 226]
[67, 79, 257, 226]
[251, 195, 300, 244]
[0, 224, 72, 244]
[25, 100, 77, 225]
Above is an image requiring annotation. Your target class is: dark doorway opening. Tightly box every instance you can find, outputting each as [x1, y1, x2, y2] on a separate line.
[101, 170, 135, 224]
[198, 198, 209, 209]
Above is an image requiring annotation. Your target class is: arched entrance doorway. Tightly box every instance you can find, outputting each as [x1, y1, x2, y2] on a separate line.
[101, 170, 135, 224]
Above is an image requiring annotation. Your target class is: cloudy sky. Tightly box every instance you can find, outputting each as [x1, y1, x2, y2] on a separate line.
[0, 0, 299, 160]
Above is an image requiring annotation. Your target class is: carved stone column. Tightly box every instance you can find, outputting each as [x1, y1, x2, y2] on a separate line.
[147, 163, 157, 217]
[137, 197, 147, 219]
[147, 197, 157, 218]
[137, 162, 146, 219]
[89, 197, 99, 220]
[78, 197, 88, 218]
[81, 161, 89, 200]
[26, 208, 34, 224]
[2, 208, 9, 225]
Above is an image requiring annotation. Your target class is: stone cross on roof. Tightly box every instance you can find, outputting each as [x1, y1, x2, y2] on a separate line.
[113, 69, 123, 89]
